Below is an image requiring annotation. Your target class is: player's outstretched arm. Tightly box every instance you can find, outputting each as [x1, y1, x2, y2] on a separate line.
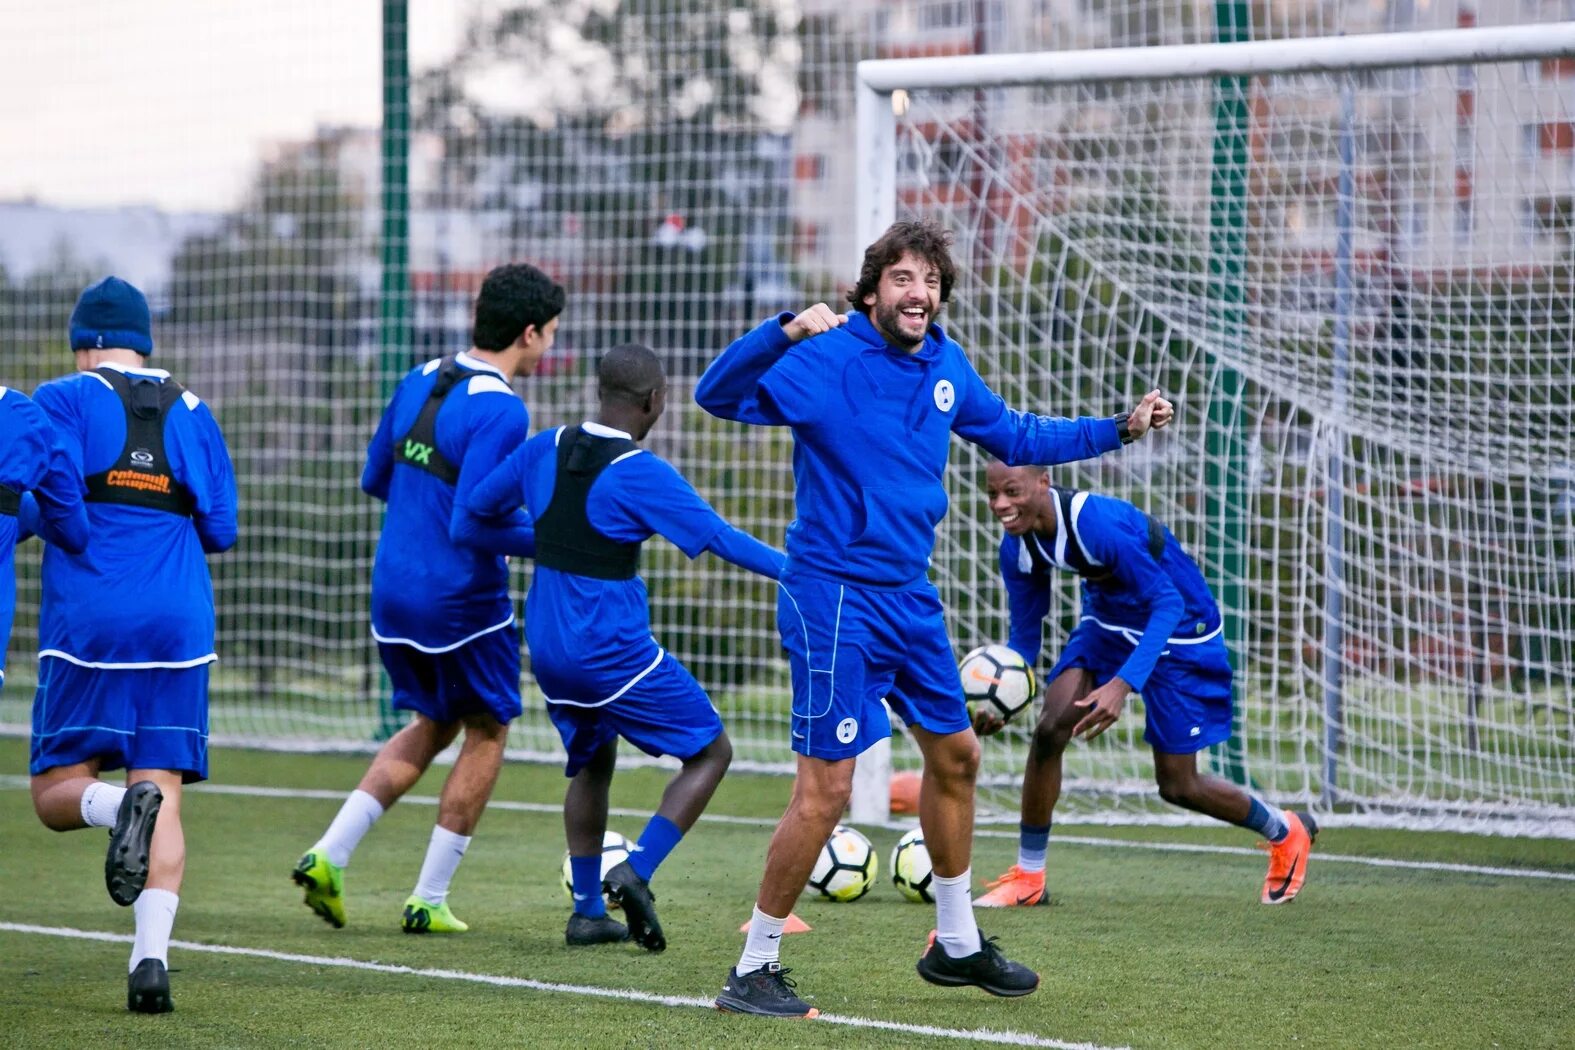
[694, 305, 844, 425]
[1122, 389, 1175, 442]
[703, 525, 786, 581]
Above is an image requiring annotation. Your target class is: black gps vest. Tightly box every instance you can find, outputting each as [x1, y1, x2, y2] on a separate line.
[394, 356, 488, 485]
[83, 368, 195, 517]
[0, 485, 19, 516]
[533, 426, 642, 581]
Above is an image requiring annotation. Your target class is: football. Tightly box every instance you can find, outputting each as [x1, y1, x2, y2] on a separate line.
[960, 643, 1037, 724]
[560, 830, 633, 906]
[889, 827, 935, 903]
[806, 824, 877, 902]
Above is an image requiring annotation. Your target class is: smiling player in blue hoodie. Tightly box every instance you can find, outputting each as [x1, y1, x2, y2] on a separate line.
[698, 219, 1172, 1017]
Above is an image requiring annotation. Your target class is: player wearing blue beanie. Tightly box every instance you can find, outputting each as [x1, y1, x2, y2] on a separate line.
[28, 275, 238, 1014]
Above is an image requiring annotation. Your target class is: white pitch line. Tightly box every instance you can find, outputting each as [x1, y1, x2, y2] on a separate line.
[191, 781, 1575, 883]
[3, 776, 1572, 883]
[0, 922, 1121, 1050]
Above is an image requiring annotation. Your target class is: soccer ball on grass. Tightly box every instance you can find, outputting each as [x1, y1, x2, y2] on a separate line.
[807, 824, 876, 902]
[890, 827, 935, 903]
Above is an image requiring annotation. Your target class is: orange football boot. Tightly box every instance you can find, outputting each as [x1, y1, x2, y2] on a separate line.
[1260, 810, 1318, 904]
[975, 864, 1048, 908]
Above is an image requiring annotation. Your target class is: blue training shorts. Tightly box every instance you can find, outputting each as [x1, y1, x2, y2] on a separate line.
[378, 624, 522, 727]
[778, 572, 971, 761]
[1048, 618, 1234, 754]
[30, 657, 211, 782]
[544, 652, 723, 776]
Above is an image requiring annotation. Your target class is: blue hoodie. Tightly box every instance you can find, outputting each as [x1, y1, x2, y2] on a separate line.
[695, 312, 1122, 589]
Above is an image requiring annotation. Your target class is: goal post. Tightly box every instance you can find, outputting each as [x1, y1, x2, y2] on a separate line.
[849, 23, 1575, 836]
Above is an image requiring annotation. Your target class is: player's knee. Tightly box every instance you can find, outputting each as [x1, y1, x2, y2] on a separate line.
[792, 767, 854, 824]
[700, 732, 733, 772]
[1030, 721, 1070, 762]
[1155, 769, 1199, 809]
[931, 733, 981, 786]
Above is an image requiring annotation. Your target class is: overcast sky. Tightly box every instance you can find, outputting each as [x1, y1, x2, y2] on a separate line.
[0, 0, 465, 212]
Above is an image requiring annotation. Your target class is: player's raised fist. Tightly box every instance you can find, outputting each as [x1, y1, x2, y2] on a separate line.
[782, 303, 847, 343]
[1126, 389, 1174, 440]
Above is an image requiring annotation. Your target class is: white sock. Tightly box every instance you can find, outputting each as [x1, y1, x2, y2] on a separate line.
[736, 906, 787, 974]
[412, 825, 470, 905]
[318, 789, 385, 868]
[81, 781, 127, 829]
[130, 889, 179, 971]
[933, 870, 982, 957]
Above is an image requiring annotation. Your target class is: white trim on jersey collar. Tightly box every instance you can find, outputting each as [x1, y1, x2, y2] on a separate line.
[95, 360, 171, 380]
[582, 420, 634, 440]
[455, 350, 508, 380]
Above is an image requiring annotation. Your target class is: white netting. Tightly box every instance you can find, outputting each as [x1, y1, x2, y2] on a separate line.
[1, 3, 1570, 836]
[883, 44, 1575, 835]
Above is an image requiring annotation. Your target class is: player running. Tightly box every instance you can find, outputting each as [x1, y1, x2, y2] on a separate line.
[292, 263, 561, 935]
[971, 460, 1316, 909]
[467, 343, 784, 952]
[28, 276, 238, 1013]
[696, 218, 1172, 1018]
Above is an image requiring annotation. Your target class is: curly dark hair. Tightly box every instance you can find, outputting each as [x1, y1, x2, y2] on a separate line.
[846, 219, 957, 315]
[472, 263, 567, 351]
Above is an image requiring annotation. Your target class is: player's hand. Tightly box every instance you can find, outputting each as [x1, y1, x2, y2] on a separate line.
[1071, 677, 1130, 740]
[971, 705, 1007, 737]
[782, 303, 847, 343]
[1126, 390, 1175, 440]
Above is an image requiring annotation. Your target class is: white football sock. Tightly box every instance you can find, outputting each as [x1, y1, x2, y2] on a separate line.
[317, 789, 384, 868]
[81, 781, 128, 829]
[736, 906, 787, 974]
[130, 889, 179, 971]
[412, 825, 470, 905]
[932, 870, 982, 957]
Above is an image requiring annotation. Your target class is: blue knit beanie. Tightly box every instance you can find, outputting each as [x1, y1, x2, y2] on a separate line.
[69, 276, 153, 355]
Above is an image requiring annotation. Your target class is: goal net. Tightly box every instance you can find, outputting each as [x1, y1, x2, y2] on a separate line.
[856, 25, 1575, 836]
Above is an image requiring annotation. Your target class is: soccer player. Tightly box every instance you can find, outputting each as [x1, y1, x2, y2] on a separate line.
[2, 384, 89, 678]
[695, 219, 1173, 1017]
[971, 461, 1316, 908]
[29, 276, 238, 1013]
[293, 263, 562, 935]
[466, 343, 784, 952]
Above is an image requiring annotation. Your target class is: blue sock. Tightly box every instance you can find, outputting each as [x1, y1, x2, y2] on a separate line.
[1237, 797, 1290, 843]
[569, 854, 606, 917]
[1018, 822, 1051, 873]
[627, 814, 683, 881]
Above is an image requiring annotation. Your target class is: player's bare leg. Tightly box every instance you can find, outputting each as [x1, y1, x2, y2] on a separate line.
[359, 714, 463, 809]
[1152, 749, 1317, 904]
[909, 724, 1039, 996]
[719, 754, 852, 1018]
[29, 757, 109, 831]
[125, 768, 184, 1013]
[562, 739, 627, 946]
[978, 669, 1092, 908]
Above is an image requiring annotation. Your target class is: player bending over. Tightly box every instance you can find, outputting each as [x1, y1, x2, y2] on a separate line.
[29, 276, 238, 1012]
[972, 461, 1316, 909]
[696, 218, 1172, 1018]
[467, 343, 783, 952]
[293, 263, 562, 934]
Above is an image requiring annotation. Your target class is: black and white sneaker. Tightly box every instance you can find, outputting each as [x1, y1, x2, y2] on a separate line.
[602, 861, 665, 953]
[127, 958, 173, 1014]
[916, 930, 1039, 997]
[566, 912, 629, 946]
[714, 963, 819, 1018]
[106, 781, 163, 907]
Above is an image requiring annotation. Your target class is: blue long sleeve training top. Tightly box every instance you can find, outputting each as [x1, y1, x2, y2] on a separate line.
[1000, 490, 1223, 692]
[1, 386, 88, 679]
[31, 364, 237, 667]
[695, 312, 1122, 588]
[467, 421, 784, 700]
[364, 352, 532, 652]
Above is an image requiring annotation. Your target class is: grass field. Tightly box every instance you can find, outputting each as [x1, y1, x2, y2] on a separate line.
[1, 736, 1572, 1049]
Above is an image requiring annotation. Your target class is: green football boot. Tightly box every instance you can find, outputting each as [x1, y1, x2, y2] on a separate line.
[402, 895, 469, 934]
[292, 848, 346, 929]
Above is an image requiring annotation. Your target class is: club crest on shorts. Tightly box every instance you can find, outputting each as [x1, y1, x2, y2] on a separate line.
[933, 380, 955, 412]
[836, 717, 859, 744]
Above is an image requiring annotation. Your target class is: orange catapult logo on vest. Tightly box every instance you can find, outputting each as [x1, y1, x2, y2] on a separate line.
[106, 469, 173, 494]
